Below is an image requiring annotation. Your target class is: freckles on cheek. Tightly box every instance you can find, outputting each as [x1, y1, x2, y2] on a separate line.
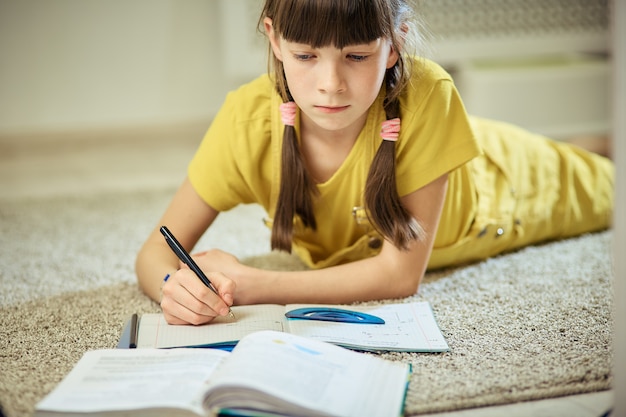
[283, 68, 305, 96]
[283, 61, 301, 81]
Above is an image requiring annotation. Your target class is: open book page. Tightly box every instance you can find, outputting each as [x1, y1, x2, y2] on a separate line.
[204, 331, 410, 417]
[285, 302, 450, 352]
[35, 348, 229, 416]
[136, 304, 286, 348]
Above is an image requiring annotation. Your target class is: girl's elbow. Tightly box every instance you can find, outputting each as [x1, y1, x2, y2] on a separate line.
[391, 271, 423, 298]
[379, 243, 428, 298]
[398, 281, 420, 298]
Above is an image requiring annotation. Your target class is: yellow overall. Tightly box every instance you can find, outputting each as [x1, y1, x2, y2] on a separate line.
[188, 59, 614, 270]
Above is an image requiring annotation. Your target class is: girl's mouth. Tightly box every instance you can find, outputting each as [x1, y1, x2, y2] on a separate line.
[315, 105, 349, 114]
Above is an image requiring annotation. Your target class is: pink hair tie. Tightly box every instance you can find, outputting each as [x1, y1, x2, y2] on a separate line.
[380, 118, 401, 141]
[280, 102, 297, 126]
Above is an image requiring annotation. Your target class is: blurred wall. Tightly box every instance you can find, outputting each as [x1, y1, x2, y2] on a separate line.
[0, 0, 610, 141]
[0, 0, 263, 136]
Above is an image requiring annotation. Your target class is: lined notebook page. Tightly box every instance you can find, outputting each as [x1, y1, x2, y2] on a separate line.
[35, 348, 228, 415]
[136, 305, 286, 348]
[204, 331, 410, 417]
[285, 302, 450, 352]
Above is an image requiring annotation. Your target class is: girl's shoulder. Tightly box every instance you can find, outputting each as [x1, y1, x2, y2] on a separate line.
[405, 57, 455, 95]
[229, 73, 275, 98]
[202, 74, 276, 161]
[221, 74, 276, 123]
[416, 58, 454, 79]
[398, 57, 460, 117]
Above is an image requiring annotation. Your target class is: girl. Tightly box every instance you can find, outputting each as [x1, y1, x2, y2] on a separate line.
[136, 0, 613, 325]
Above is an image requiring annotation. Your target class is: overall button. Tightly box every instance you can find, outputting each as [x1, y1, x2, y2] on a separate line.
[368, 237, 382, 249]
[495, 227, 505, 237]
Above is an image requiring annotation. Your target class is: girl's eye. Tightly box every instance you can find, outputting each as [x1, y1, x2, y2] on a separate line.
[294, 54, 314, 61]
[348, 54, 368, 62]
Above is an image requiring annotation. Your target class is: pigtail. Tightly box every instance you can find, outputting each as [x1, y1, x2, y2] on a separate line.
[271, 97, 318, 253]
[364, 71, 425, 250]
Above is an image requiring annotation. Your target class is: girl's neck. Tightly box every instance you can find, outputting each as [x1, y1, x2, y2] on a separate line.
[299, 111, 368, 183]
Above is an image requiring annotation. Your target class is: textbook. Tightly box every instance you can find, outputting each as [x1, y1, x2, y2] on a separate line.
[134, 301, 449, 352]
[36, 331, 411, 417]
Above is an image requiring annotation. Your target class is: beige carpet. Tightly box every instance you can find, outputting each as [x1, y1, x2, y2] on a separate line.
[0, 188, 614, 416]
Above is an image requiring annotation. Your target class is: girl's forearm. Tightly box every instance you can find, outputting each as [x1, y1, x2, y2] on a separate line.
[234, 249, 426, 305]
[135, 240, 180, 302]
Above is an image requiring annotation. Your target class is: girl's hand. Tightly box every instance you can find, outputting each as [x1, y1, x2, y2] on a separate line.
[192, 249, 258, 305]
[160, 267, 236, 325]
[192, 249, 244, 283]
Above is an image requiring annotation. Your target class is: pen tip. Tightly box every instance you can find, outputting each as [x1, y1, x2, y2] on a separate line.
[228, 310, 237, 320]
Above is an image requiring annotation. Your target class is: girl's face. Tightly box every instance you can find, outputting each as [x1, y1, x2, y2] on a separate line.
[265, 18, 399, 138]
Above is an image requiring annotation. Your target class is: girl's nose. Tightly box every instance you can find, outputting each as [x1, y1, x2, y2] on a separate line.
[317, 62, 346, 94]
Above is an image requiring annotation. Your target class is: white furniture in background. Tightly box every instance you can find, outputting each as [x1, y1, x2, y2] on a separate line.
[422, 0, 611, 139]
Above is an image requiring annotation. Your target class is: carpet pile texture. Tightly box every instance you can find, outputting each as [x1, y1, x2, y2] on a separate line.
[0, 188, 614, 416]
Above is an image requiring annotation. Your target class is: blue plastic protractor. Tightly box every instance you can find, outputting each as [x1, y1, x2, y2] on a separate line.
[285, 307, 385, 324]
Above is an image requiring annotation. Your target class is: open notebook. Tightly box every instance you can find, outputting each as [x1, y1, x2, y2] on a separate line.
[132, 301, 449, 352]
[37, 331, 411, 417]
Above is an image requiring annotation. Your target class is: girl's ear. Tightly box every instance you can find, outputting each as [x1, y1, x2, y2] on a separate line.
[264, 17, 283, 62]
[386, 41, 400, 69]
[386, 24, 408, 69]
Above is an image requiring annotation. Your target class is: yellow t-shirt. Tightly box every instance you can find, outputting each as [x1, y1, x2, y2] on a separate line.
[188, 59, 482, 268]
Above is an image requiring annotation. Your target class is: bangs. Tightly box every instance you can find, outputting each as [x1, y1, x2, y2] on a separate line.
[272, 0, 392, 48]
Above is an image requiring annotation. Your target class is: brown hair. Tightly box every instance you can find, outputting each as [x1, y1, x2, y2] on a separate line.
[260, 0, 425, 252]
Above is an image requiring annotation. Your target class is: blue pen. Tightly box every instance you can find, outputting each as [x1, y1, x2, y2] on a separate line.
[160, 226, 236, 320]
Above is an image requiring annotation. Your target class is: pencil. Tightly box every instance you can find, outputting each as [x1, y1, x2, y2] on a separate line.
[160, 226, 236, 320]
